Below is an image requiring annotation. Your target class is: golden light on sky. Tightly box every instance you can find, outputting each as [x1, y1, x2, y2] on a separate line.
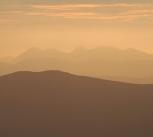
[0, 0, 153, 57]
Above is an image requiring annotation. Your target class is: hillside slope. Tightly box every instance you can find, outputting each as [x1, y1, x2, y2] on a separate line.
[1, 47, 153, 83]
[0, 71, 153, 137]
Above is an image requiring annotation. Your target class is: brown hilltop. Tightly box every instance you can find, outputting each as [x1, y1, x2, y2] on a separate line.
[0, 70, 153, 137]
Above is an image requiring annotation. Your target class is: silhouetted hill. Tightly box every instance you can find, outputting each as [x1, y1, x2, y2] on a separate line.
[0, 70, 153, 137]
[0, 47, 153, 83]
[0, 62, 13, 75]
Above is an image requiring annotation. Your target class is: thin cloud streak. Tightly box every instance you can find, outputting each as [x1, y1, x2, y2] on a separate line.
[31, 4, 101, 10]
[28, 3, 153, 21]
[26, 11, 153, 21]
[31, 3, 139, 10]
[1, 3, 153, 22]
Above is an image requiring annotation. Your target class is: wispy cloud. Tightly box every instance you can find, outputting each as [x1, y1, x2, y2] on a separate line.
[31, 3, 138, 10]
[1, 3, 153, 22]
[28, 3, 153, 21]
[31, 4, 101, 10]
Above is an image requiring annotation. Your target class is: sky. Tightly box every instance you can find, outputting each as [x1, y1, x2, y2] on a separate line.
[0, 0, 153, 57]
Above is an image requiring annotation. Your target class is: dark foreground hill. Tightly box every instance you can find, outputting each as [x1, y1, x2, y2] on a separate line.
[1, 47, 153, 84]
[0, 70, 153, 137]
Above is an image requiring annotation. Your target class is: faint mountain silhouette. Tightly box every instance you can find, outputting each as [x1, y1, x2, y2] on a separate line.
[0, 70, 153, 137]
[16, 47, 66, 62]
[0, 47, 153, 83]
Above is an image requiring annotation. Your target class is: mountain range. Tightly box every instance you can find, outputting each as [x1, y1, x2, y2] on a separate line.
[0, 47, 153, 84]
[0, 70, 153, 137]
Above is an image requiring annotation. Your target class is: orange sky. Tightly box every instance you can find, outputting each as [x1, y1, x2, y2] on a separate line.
[0, 1, 153, 57]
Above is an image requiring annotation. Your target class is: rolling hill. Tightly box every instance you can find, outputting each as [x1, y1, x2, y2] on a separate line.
[0, 70, 153, 137]
[0, 47, 153, 84]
